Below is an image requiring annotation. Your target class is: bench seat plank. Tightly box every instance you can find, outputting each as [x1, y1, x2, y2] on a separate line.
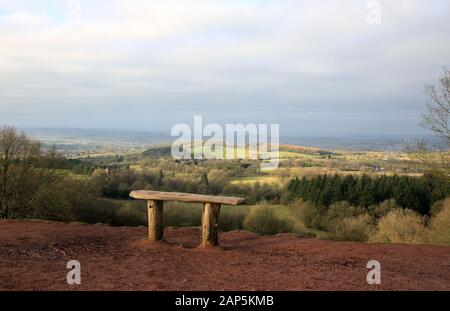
[130, 190, 245, 206]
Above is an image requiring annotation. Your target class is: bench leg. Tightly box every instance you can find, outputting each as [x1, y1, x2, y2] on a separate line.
[147, 200, 164, 241]
[201, 203, 221, 247]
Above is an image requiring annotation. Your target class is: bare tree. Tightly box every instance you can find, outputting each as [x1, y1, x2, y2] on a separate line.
[408, 68, 450, 184]
[421, 68, 450, 145]
[0, 127, 60, 219]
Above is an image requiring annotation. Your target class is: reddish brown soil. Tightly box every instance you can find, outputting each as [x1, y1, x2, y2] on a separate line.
[0, 220, 449, 291]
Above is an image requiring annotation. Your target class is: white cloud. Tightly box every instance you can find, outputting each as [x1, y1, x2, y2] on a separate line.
[4, 11, 50, 27]
[0, 0, 449, 134]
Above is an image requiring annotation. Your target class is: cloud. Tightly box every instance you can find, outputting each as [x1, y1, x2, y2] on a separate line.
[3, 11, 50, 28]
[0, 0, 449, 135]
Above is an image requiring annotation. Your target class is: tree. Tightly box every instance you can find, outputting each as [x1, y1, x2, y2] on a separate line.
[200, 172, 209, 186]
[407, 68, 450, 186]
[421, 68, 450, 144]
[0, 127, 60, 219]
[157, 169, 164, 188]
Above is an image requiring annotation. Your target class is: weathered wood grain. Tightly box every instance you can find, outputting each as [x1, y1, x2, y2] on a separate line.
[201, 203, 221, 247]
[130, 190, 245, 206]
[147, 200, 164, 241]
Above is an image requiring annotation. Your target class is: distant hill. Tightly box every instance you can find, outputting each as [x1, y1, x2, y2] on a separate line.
[21, 128, 447, 153]
[142, 143, 335, 159]
[142, 145, 172, 157]
[279, 144, 337, 156]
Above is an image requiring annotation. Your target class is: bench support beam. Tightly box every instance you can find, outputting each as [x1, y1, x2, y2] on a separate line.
[130, 191, 245, 246]
[147, 200, 164, 241]
[201, 203, 221, 247]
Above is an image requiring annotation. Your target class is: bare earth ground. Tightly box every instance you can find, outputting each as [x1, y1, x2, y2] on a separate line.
[0, 220, 449, 291]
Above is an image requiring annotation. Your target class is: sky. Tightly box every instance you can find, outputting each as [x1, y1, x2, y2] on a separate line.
[0, 0, 449, 136]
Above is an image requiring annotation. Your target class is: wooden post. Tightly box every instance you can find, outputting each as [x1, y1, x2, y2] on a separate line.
[201, 203, 221, 247]
[147, 200, 164, 241]
[130, 191, 244, 245]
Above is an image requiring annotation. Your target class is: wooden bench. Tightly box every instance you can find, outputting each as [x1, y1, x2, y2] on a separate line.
[129, 190, 245, 247]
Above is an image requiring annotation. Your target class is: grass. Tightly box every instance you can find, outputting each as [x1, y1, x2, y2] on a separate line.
[278, 151, 319, 159]
[230, 175, 281, 185]
[129, 164, 143, 172]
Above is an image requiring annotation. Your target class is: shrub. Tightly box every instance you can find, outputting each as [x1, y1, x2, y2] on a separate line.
[292, 200, 327, 230]
[430, 198, 450, 216]
[114, 201, 147, 226]
[163, 202, 202, 227]
[219, 211, 246, 232]
[72, 196, 121, 225]
[326, 201, 365, 221]
[243, 204, 293, 235]
[369, 209, 427, 244]
[280, 191, 296, 205]
[31, 186, 73, 222]
[428, 200, 450, 245]
[322, 201, 373, 242]
[368, 199, 398, 219]
[327, 214, 373, 242]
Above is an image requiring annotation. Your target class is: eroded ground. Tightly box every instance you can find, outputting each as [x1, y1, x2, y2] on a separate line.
[0, 220, 449, 291]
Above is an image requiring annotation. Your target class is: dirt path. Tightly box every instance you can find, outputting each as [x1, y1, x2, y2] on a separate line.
[0, 220, 449, 291]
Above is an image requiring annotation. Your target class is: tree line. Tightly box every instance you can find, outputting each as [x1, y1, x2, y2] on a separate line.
[286, 174, 449, 215]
